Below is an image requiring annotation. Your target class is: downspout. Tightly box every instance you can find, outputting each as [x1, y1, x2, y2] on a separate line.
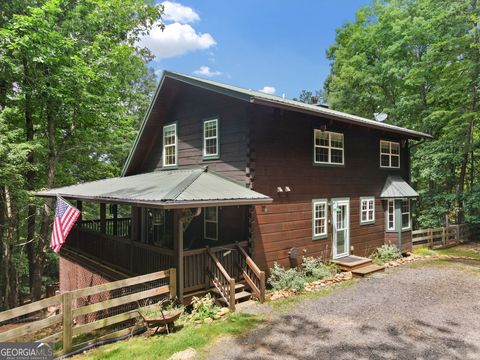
[395, 200, 402, 254]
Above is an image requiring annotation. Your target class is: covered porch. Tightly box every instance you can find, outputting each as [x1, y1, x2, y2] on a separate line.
[37, 167, 272, 308]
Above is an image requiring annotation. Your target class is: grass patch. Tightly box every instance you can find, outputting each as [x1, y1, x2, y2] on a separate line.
[73, 313, 261, 360]
[269, 279, 358, 311]
[413, 246, 480, 260]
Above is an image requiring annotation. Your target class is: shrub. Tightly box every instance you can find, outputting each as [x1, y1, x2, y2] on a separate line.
[190, 294, 220, 321]
[268, 262, 306, 291]
[370, 244, 402, 264]
[302, 256, 337, 280]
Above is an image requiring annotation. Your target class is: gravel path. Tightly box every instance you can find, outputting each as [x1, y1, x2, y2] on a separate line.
[206, 259, 480, 360]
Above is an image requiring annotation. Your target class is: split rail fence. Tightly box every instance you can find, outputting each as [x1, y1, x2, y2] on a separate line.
[0, 268, 176, 356]
[412, 223, 479, 249]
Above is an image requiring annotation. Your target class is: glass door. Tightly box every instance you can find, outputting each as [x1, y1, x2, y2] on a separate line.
[333, 199, 350, 259]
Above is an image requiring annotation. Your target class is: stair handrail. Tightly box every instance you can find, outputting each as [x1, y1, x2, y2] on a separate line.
[235, 243, 265, 303]
[206, 248, 236, 311]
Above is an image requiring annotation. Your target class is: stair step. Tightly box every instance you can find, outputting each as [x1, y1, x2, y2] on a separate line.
[351, 264, 385, 277]
[216, 290, 252, 305]
[331, 256, 372, 271]
[210, 283, 245, 296]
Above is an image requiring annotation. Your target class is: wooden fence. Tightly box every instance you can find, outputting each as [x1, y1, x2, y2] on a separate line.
[0, 269, 176, 355]
[411, 223, 476, 249]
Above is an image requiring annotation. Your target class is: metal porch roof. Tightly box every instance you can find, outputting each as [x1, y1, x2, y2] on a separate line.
[380, 176, 419, 199]
[36, 168, 272, 208]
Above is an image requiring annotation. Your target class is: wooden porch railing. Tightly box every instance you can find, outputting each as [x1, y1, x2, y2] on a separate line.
[206, 248, 236, 311]
[412, 223, 475, 249]
[236, 243, 265, 303]
[79, 218, 131, 238]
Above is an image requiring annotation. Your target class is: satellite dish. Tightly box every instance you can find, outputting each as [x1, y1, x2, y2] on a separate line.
[374, 112, 388, 122]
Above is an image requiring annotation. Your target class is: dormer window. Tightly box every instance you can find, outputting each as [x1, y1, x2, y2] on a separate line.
[163, 123, 177, 167]
[314, 130, 344, 165]
[203, 118, 219, 159]
[380, 140, 400, 168]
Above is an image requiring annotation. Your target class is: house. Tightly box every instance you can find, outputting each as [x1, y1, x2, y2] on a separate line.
[37, 71, 431, 307]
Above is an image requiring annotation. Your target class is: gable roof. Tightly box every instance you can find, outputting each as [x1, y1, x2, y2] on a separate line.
[380, 176, 419, 199]
[37, 167, 272, 208]
[122, 70, 432, 176]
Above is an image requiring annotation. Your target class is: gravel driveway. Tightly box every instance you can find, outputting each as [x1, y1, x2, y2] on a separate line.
[206, 258, 480, 360]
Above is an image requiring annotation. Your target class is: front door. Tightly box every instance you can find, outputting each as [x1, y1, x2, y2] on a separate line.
[333, 199, 350, 259]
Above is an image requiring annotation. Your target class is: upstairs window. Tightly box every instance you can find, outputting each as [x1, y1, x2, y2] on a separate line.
[163, 123, 177, 167]
[204, 207, 218, 240]
[314, 130, 344, 165]
[203, 118, 219, 159]
[402, 199, 411, 230]
[380, 140, 400, 168]
[360, 197, 375, 224]
[312, 199, 328, 239]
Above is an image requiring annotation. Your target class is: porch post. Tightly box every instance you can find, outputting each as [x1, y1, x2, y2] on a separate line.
[76, 200, 82, 221]
[174, 209, 184, 301]
[100, 203, 106, 234]
[112, 204, 118, 236]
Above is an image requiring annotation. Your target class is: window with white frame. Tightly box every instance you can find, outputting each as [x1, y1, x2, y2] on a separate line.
[204, 207, 218, 240]
[163, 123, 177, 167]
[360, 197, 375, 224]
[402, 199, 410, 229]
[312, 200, 328, 239]
[380, 140, 400, 168]
[314, 130, 344, 165]
[387, 199, 395, 231]
[203, 118, 219, 158]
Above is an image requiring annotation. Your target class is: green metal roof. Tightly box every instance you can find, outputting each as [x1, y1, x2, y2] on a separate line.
[380, 176, 419, 199]
[121, 71, 432, 176]
[37, 168, 272, 208]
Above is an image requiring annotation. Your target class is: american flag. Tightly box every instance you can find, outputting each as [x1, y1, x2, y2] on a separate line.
[50, 196, 80, 253]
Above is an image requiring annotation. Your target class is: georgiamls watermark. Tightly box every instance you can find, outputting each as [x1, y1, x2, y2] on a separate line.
[0, 342, 53, 360]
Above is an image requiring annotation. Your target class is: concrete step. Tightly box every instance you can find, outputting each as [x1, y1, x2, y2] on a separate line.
[351, 264, 385, 277]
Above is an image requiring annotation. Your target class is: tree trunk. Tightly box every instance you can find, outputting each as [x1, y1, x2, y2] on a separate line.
[2, 186, 17, 308]
[23, 57, 37, 293]
[31, 100, 59, 301]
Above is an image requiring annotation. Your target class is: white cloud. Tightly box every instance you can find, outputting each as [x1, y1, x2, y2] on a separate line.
[138, 22, 216, 59]
[259, 86, 276, 95]
[162, 1, 200, 24]
[193, 66, 222, 77]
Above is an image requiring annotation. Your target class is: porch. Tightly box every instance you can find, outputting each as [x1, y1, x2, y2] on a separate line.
[37, 167, 272, 310]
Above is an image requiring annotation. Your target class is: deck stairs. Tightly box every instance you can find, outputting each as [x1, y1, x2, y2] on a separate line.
[211, 281, 252, 306]
[331, 255, 384, 277]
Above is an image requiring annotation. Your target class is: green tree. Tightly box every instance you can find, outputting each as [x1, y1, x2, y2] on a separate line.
[0, 0, 163, 307]
[325, 0, 479, 227]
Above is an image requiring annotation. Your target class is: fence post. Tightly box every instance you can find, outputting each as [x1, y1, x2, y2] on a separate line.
[442, 227, 446, 246]
[169, 268, 177, 300]
[229, 279, 236, 312]
[62, 292, 73, 354]
[429, 229, 433, 248]
[259, 271, 266, 303]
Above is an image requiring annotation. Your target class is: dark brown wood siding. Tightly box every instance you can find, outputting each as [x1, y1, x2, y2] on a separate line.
[138, 85, 250, 183]
[250, 107, 410, 270]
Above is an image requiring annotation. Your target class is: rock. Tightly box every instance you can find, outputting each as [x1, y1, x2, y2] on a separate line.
[168, 348, 198, 360]
[219, 307, 230, 316]
[213, 314, 221, 320]
[204, 317, 213, 324]
[194, 320, 202, 325]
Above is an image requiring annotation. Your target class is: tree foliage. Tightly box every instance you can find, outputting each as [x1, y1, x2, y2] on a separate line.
[0, 0, 162, 308]
[324, 0, 480, 227]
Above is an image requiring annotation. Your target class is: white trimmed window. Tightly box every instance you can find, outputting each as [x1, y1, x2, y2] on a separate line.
[402, 199, 411, 230]
[387, 199, 395, 231]
[360, 197, 375, 224]
[163, 123, 177, 167]
[203, 118, 219, 158]
[312, 200, 328, 239]
[314, 130, 344, 165]
[204, 207, 218, 240]
[380, 140, 400, 168]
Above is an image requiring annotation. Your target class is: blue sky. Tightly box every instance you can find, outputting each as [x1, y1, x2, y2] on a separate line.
[140, 1, 371, 98]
